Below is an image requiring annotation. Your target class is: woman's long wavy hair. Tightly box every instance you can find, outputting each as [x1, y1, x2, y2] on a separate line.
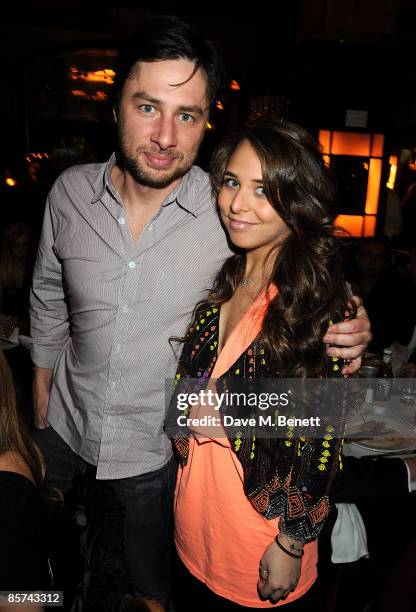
[0, 352, 44, 486]
[182, 119, 355, 377]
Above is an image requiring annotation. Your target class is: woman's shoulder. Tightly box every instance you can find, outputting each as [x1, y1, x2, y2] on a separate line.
[0, 450, 35, 485]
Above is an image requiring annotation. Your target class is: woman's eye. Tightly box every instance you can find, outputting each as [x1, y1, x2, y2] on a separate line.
[223, 177, 239, 188]
[179, 113, 194, 123]
[256, 186, 266, 196]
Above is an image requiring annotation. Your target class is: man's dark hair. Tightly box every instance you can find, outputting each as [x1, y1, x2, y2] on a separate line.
[112, 16, 225, 110]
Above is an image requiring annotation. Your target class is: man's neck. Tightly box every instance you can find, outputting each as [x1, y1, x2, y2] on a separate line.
[111, 163, 181, 213]
[111, 164, 182, 242]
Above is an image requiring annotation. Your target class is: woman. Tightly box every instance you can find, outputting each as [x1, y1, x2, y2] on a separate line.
[170, 119, 354, 610]
[0, 351, 51, 606]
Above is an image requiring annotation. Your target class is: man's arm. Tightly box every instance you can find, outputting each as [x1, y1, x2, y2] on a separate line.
[323, 296, 371, 375]
[32, 366, 53, 429]
[30, 192, 69, 427]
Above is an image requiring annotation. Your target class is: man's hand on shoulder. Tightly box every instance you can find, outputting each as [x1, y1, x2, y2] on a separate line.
[323, 296, 372, 375]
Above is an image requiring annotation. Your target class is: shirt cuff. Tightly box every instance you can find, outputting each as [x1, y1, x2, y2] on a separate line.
[30, 343, 63, 369]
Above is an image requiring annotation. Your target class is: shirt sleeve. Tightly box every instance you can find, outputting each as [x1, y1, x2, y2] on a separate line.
[30, 189, 70, 369]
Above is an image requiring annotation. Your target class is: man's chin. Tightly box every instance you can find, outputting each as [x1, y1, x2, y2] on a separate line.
[118, 148, 192, 189]
[137, 169, 183, 189]
[136, 160, 192, 189]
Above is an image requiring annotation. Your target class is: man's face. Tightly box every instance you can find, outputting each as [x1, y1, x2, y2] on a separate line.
[115, 59, 210, 189]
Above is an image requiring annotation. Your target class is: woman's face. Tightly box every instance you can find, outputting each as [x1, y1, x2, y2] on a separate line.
[218, 140, 289, 259]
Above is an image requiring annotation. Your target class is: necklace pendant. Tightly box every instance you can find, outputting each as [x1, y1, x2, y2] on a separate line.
[240, 277, 251, 286]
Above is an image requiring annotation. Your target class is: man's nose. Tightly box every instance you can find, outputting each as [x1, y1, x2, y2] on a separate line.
[151, 116, 177, 150]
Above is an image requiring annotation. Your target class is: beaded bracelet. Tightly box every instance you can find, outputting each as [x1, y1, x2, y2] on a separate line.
[275, 536, 304, 559]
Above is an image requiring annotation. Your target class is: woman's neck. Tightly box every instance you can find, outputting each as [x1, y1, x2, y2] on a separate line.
[243, 251, 275, 288]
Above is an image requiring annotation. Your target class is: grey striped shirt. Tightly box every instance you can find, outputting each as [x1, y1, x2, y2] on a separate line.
[30, 154, 231, 479]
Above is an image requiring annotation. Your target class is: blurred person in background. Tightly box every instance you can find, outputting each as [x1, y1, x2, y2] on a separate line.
[400, 182, 416, 247]
[351, 237, 415, 355]
[0, 222, 34, 336]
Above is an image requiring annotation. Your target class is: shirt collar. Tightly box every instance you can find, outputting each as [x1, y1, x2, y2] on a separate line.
[91, 153, 203, 216]
[91, 153, 118, 204]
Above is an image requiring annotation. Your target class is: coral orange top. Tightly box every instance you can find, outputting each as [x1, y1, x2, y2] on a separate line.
[174, 289, 318, 607]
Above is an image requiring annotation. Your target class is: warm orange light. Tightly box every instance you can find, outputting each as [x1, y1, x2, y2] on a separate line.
[387, 155, 398, 190]
[206, 122, 213, 130]
[230, 80, 241, 91]
[72, 89, 108, 101]
[365, 158, 382, 214]
[371, 134, 384, 157]
[69, 67, 115, 84]
[319, 129, 385, 237]
[363, 215, 377, 237]
[28, 152, 49, 160]
[323, 154, 330, 167]
[5, 177, 17, 187]
[334, 215, 363, 237]
[72, 89, 88, 97]
[331, 132, 371, 156]
[409, 150, 416, 171]
[216, 100, 224, 110]
[92, 91, 108, 101]
[318, 130, 331, 155]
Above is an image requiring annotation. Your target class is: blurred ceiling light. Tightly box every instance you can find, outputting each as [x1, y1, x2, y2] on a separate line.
[71, 89, 108, 101]
[206, 122, 213, 130]
[72, 89, 88, 97]
[92, 91, 108, 101]
[70, 67, 115, 85]
[230, 80, 241, 91]
[216, 100, 224, 110]
[28, 153, 49, 160]
[408, 149, 416, 172]
[5, 177, 17, 187]
[386, 155, 398, 190]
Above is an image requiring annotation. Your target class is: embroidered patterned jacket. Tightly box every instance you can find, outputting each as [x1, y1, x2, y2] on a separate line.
[170, 304, 348, 542]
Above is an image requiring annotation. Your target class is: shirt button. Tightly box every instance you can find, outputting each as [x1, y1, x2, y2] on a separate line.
[119, 217, 126, 225]
[148, 224, 153, 231]
[116, 344, 121, 353]
[109, 381, 116, 390]
[128, 261, 136, 269]
[122, 305, 129, 314]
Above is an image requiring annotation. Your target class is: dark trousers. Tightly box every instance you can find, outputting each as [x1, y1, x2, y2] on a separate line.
[34, 426, 177, 611]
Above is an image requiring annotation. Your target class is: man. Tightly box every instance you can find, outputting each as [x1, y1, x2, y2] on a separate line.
[30, 16, 371, 609]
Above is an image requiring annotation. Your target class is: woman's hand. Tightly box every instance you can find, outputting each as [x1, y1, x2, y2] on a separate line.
[258, 539, 302, 603]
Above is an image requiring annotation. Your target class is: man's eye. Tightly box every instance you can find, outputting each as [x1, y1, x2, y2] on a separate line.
[179, 113, 194, 123]
[140, 104, 155, 113]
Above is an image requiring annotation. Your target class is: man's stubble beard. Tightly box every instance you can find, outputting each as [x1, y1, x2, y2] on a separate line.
[116, 125, 201, 189]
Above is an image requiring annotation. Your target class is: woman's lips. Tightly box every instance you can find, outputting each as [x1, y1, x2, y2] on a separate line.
[228, 218, 259, 231]
[144, 153, 176, 169]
